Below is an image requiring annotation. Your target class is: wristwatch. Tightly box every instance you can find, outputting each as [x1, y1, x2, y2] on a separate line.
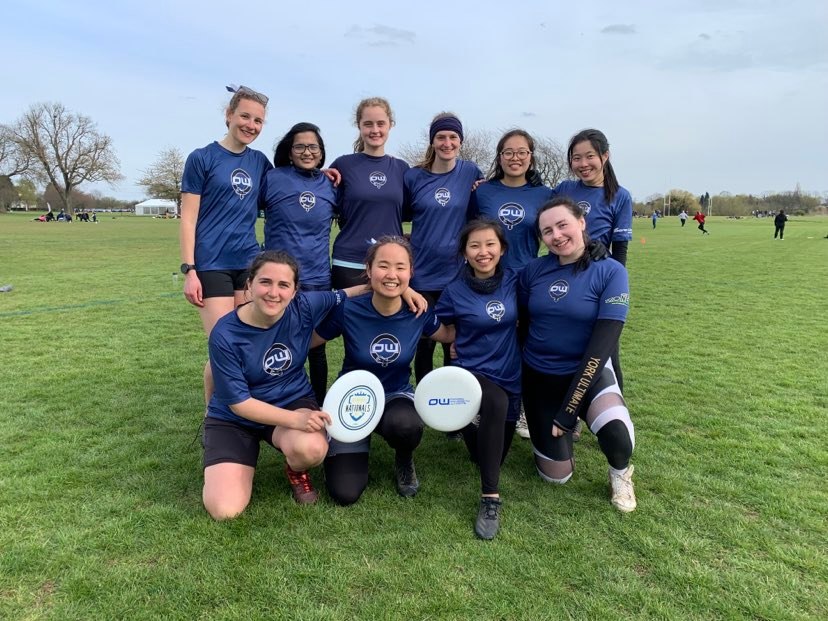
[180, 263, 196, 274]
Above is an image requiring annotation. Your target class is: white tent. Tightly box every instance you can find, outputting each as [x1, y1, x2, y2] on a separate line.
[134, 198, 178, 217]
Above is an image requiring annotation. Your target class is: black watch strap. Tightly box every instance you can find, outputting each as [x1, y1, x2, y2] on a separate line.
[180, 263, 196, 274]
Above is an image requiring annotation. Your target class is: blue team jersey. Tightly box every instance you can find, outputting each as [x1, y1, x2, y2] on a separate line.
[435, 269, 521, 394]
[519, 256, 630, 374]
[471, 180, 554, 270]
[261, 166, 337, 287]
[181, 141, 273, 271]
[553, 180, 633, 246]
[316, 295, 441, 395]
[404, 160, 483, 290]
[208, 290, 344, 428]
[330, 153, 410, 265]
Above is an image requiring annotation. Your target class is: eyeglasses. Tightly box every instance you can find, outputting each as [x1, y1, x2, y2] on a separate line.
[500, 149, 532, 159]
[292, 143, 321, 154]
[225, 84, 269, 106]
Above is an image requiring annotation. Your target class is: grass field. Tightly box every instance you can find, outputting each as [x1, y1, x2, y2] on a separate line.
[1, 212, 826, 620]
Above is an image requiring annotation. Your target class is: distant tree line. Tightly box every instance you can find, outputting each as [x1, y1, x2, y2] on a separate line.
[635, 189, 823, 217]
[0, 174, 133, 213]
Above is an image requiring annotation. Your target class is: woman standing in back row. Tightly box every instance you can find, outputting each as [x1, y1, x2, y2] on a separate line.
[471, 129, 553, 271]
[180, 85, 273, 407]
[404, 112, 483, 382]
[553, 129, 632, 390]
[260, 122, 337, 404]
[329, 97, 410, 289]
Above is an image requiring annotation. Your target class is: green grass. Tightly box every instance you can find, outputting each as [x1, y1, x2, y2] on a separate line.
[1, 212, 827, 620]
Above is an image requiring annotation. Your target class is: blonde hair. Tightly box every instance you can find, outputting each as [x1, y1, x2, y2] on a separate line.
[353, 97, 395, 153]
[415, 111, 461, 169]
[224, 87, 268, 128]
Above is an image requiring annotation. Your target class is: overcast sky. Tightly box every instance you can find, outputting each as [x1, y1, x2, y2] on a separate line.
[3, 0, 826, 202]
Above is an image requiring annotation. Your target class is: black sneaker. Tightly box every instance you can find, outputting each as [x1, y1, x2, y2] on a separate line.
[394, 458, 419, 498]
[475, 497, 502, 540]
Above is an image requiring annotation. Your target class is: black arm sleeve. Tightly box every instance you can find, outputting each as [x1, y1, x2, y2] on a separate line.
[610, 241, 628, 266]
[553, 319, 624, 432]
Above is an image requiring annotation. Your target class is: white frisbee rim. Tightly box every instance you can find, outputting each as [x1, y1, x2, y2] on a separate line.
[414, 366, 482, 432]
[323, 370, 385, 443]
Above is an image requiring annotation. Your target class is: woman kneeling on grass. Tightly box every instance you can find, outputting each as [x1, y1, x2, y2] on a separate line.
[313, 236, 454, 505]
[203, 250, 378, 518]
[519, 197, 637, 512]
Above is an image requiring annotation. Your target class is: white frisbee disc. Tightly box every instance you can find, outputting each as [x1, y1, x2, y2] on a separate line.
[414, 367, 482, 432]
[323, 370, 385, 443]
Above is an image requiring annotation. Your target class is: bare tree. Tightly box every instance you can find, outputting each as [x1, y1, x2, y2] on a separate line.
[9, 102, 122, 213]
[137, 146, 185, 208]
[0, 124, 30, 177]
[397, 129, 570, 187]
[533, 136, 571, 187]
[396, 128, 496, 173]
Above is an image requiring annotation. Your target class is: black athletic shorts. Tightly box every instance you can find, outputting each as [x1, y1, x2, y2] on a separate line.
[198, 269, 249, 298]
[202, 396, 318, 468]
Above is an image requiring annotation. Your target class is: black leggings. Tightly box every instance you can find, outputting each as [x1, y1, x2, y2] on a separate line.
[324, 398, 424, 506]
[307, 344, 328, 405]
[303, 283, 333, 404]
[414, 290, 451, 382]
[522, 364, 633, 471]
[459, 375, 516, 494]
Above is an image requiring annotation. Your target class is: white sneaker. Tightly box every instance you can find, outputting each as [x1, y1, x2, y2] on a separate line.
[515, 411, 530, 439]
[609, 464, 637, 512]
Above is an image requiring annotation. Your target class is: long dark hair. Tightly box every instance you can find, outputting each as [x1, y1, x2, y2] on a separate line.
[536, 197, 591, 274]
[457, 217, 509, 256]
[487, 128, 538, 183]
[567, 129, 619, 204]
[273, 122, 326, 168]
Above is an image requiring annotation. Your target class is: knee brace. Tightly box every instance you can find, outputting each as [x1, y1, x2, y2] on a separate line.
[590, 404, 635, 449]
[595, 418, 634, 470]
[533, 449, 574, 484]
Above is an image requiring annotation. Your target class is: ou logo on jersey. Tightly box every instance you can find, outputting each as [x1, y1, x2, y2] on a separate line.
[434, 187, 451, 206]
[369, 171, 387, 189]
[231, 168, 253, 199]
[498, 203, 524, 230]
[577, 200, 591, 215]
[299, 191, 316, 212]
[263, 343, 292, 376]
[486, 300, 506, 322]
[548, 280, 569, 302]
[370, 333, 401, 367]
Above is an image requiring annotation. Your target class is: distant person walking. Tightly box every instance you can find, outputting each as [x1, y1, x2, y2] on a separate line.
[651, 211, 658, 229]
[679, 209, 688, 227]
[693, 211, 709, 235]
[774, 209, 788, 239]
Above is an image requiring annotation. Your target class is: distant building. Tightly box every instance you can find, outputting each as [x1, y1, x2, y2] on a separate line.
[134, 198, 178, 217]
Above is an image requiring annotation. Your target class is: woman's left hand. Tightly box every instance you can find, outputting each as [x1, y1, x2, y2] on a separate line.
[551, 424, 566, 438]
